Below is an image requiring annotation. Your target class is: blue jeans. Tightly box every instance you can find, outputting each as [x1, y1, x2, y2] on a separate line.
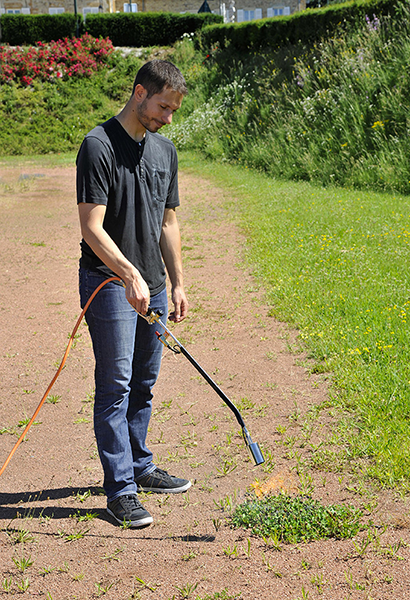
[79, 268, 168, 502]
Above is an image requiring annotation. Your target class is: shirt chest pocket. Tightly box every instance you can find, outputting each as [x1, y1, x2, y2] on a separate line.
[152, 168, 170, 204]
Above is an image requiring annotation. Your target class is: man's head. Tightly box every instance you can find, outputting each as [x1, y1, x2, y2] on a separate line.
[130, 60, 187, 136]
[132, 60, 188, 98]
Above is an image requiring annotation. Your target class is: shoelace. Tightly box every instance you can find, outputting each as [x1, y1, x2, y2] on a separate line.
[121, 495, 143, 509]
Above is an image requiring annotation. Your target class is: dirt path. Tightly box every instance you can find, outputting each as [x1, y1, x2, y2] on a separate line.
[0, 164, 409, 599]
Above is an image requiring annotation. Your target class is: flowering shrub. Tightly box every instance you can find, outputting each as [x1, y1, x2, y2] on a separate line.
[0, 33, 114, 86]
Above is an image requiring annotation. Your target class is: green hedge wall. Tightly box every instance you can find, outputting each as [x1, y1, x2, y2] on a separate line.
[0, 14, 82, 45]
[197, 0, 403, 51]
[0, 11, 222, 47]
[84, 12, 222, 47]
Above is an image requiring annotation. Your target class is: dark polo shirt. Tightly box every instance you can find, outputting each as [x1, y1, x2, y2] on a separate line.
[76, 117, 180, 296]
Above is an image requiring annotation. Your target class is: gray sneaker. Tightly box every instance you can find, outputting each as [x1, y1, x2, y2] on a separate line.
[107, 494, 153, 528]
[136, 467, 191, 494]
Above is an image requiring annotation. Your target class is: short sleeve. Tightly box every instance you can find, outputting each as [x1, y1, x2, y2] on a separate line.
[76, 135, 113, 206]
[165, 144, 180, 209]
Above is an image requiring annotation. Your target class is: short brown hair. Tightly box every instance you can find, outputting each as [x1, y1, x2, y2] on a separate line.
[132, 60, 188, 98]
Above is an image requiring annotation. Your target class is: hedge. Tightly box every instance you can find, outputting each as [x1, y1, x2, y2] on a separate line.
[0, 14, 83, 45]
[197, 0, 404, 51]
[84, 12, 222, 47]
[0, 11, 222, 47]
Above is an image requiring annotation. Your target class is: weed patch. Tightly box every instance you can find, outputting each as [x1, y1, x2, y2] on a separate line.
[231, 494, 363, 542]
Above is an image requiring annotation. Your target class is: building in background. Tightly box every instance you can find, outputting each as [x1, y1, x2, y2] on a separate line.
[1, 0, 305, 22]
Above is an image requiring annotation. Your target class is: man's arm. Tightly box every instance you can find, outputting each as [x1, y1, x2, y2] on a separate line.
[160, 207, 188, 322]
[78, 202, 150, 314]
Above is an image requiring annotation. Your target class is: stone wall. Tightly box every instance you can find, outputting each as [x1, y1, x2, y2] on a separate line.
[2, 0, 305, 18]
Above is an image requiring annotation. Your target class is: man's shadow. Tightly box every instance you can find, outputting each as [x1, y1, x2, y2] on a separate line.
[0, 486, 107, 522]
[0, 487, 216, 541]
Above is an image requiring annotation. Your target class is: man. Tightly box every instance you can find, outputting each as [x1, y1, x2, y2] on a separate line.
[77, 60, 190, 528]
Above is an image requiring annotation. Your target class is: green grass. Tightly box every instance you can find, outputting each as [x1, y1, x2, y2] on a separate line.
[178, 151, 410, 490]
[232, 494, 362, 542]
[0, 152, 76, 167]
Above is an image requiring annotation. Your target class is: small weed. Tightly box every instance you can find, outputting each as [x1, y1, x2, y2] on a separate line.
[57, 561, 70, 573]
[262, 533, 282, 551]
[2, 577, 13, 592]
[175, 581, 198, 598]
[134, 576, 159, 592]
[213, 490, 238, 513]
[6, 525, 35, 545]
[236, 397, 255, 412]
[181, 550, 197, 561]
[298, 472, 315, 496]
[75, 489, 91, 503]
[288, 401, 301, 422]
[12, 554, 33, 572]
[156, 430, 165, 444]
[351, 530, 375, 557]
[39, 565, 55, 576]
[298, 586, 310, 599]
[260, 447, 275, 473]
[16, 578, 30, 592]
[180, 430, 198, 448]
[71, 510, 98, 522]
[0, 426, 15, 435]
[345, 569, 365, 591]
[161, 398, 173, 410]
[101, 547, 124, 561]
[18, 416, 40, 427]
[216, 458, 237, 477]
[83, 390, 95, 403]
[46, 394, 61, 404]
[222, 544, 238, 558]
[262, 553, 282, 576]
[58, 528, 89, 542]
[311, 572, 327, 593]
[95, 581, 115, 596]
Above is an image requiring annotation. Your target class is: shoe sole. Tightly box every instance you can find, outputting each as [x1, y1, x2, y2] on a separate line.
[106, 507, 153, 528]
[137, 480, 192, 494]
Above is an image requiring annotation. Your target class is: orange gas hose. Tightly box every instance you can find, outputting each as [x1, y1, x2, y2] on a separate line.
[0, 275, 121, 477]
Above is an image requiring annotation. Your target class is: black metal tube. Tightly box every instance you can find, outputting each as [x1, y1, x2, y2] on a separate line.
[142, 307, 265, 466]
[176, 344, 246, 429]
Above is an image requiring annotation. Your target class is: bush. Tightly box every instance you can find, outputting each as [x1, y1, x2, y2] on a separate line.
[198, 0, 403, 51]
[0, 13, 83, 45]
[0, 34, 114, 86]
[0, 11, 222, 47]
[84, 12, 222, 47]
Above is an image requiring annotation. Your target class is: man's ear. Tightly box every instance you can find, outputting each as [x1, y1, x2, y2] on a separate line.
[133, 84, 148, 103]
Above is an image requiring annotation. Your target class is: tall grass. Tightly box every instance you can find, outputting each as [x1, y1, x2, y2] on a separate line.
[179, 152, 410, 490]
[167, 5, 410, 195]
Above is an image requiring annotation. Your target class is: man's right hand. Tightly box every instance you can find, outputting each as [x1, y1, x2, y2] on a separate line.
[124, 271, 150, 315]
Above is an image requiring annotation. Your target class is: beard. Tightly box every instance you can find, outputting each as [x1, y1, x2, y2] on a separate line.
[136, 99, 164, 133]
